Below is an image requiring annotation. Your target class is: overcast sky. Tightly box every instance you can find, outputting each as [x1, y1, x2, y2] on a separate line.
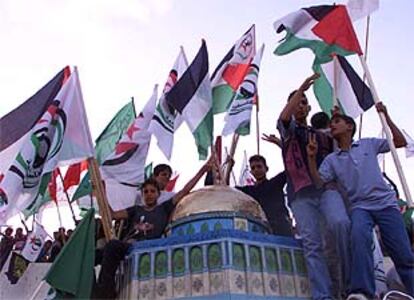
[1, 0, 413, 231]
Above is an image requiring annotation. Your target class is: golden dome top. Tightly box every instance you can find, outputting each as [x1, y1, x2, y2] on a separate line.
[171, 185, 268, 223]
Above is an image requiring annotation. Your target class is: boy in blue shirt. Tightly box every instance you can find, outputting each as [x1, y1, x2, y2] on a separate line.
[307, 103, 414, 299]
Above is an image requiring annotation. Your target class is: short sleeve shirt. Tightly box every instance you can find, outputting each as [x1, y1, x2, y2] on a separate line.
[277, 118, 333, 198]
[319, 138, 397, 211]
[126, 199, 175, 240]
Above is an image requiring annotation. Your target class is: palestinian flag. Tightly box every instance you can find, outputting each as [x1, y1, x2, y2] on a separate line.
[101, 85, 157, 185]
[0, 67, 94, 222]
[222, 44, 265, 136]
[274, 5, 362, 64]
[211, 25, 256, 114]
[166, 40, 213, 160]
[313, 55, 374, 117]
[148, 48, 188, 160]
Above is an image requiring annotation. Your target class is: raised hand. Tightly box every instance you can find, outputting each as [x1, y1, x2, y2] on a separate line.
[375, 102, 388, 116]
[307, 133, 318, 158]
[299, 73, 320, 92]
[262, 133, 282, 147]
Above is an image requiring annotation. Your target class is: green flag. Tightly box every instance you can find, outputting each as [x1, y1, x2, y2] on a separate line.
[95, 100, 136, 164]
[44, 208, 96, 299]
[72, 100, 136, 202]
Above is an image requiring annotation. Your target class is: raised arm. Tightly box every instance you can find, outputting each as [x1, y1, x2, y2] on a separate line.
[173, 157, 213, 205]
[376, 102, 407, 148]
[262, 133, 282, 149]
[279, 73, 320, 123]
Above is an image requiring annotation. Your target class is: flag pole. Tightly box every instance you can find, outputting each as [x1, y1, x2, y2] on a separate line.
[72, 66, 113, 240]
[224, 133, 239, 184]
[57, 171, 78, 225]
[332, 55, 339, 108]
[88, 157, 114, 241]
[255, 98, 260, 155]
[55, 200, 63, 228]
[359, 15, 372, 139]
[358, 56, 413, 207]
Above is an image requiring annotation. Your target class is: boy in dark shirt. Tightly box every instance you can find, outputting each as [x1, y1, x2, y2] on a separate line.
[236, 155, 293, 237]
[94, 159, 212, 299]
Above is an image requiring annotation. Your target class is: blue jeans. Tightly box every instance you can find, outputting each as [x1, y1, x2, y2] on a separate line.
[350, 207, 414, 297]
[291, 189, 351, 300]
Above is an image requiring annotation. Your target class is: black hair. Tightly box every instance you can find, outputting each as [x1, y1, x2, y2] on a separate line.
[249, 155, 268, 168]
[311, 112, 330, 129]
[141, 178, 161, 193]
[153, 164, 172, 177]
[331, 114, 357, 137]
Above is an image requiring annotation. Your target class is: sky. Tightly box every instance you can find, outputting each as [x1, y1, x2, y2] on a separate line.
[1, 0, 413, 233]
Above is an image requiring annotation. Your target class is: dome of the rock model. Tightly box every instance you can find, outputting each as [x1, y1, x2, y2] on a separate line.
[171, 185, 268, 223]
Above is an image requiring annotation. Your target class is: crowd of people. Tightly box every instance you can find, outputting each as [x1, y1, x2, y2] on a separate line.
[0, 225, 74, 272]
[92, 73, 413, 300]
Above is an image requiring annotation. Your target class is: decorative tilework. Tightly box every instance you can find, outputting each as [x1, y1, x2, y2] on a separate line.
[190, 246, 203, 273]
[280, 248, 293, 273]
[265, 247, 278, 273]
[154, 251, 167, 277]
[213, 221, 223, 231]
[232, 243, 246, 270]
[172, 248, 185, 276]
[207, 243, 222, 270]
[186, 224, 195, 235]
[249, 245, 262, 272]
[294, 250, 307, 275]
[138, 253, 150, 279]
[234, 217, 248, 231]
[200, 222, 209, 233]
[280, 275, 297, 297]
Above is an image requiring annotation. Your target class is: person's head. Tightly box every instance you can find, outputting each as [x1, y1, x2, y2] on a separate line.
[5, 227, 13, 237]
[43, 240, 52, 250]
[288, 90, 311, 123]
[153, 164, 172, 190]
[141, 178, 161, 207]
[53, 231, 59, 240]
[330, 114, 356, 139]
[311, 112, 330, 130]
[66, 229, 73, 238]
[15, 227, 23, 236]
[249, 155, 268, 182]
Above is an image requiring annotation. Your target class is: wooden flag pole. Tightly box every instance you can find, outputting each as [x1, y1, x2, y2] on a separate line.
[255, 98, 260, 155]
[88, 157, 114, 241]
[55, 200, 63, 228]
[358, 56, 413, 207]
[57, 171, 78, 225]
[359, 15, 372, 139]
[223, 133, 239, 184]
[332, 55, 339, 108]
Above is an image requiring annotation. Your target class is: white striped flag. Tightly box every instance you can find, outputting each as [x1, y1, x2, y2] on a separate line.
[148, 48, 188, 160]
[0, 67, 94, 222]
[211, 25, 256, 114]
[166, 40, 213, 160]
[222, 44, 265, 136]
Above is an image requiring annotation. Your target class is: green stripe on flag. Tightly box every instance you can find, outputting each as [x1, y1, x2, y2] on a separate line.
[193, 109, 213, 160]
[212, 85, 235, 114]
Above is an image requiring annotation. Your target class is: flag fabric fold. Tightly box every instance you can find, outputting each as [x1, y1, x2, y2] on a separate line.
[211, 25, 256, 114]
[274, 5, 362, 65]
[101, 85, 157, 186]
[347, 0, 379, 21]
[95, 100, 136, 164]
[44, 208, 95, 299]
[148, 49, 188, 160]
[222, 44, 265, 136]
[313, 55, 374, 117]
[166, 40, 213, 160]
[0, 67, 94, 222]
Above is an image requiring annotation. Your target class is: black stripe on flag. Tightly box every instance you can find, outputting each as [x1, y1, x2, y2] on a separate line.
[337, 55, 374, 111]
[303, 5, 336, 21]
[166, 40, 209, 114]
[0, 68, 66, 151]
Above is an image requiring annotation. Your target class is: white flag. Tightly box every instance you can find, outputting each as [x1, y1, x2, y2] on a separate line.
[238, 151, 255, 186]
[21, 223, 48, 262]
[347, 0, 379, 21]
[148, 48, 188, 160]
[0, 67, 94, 222]
[402, 129, 414, 158]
